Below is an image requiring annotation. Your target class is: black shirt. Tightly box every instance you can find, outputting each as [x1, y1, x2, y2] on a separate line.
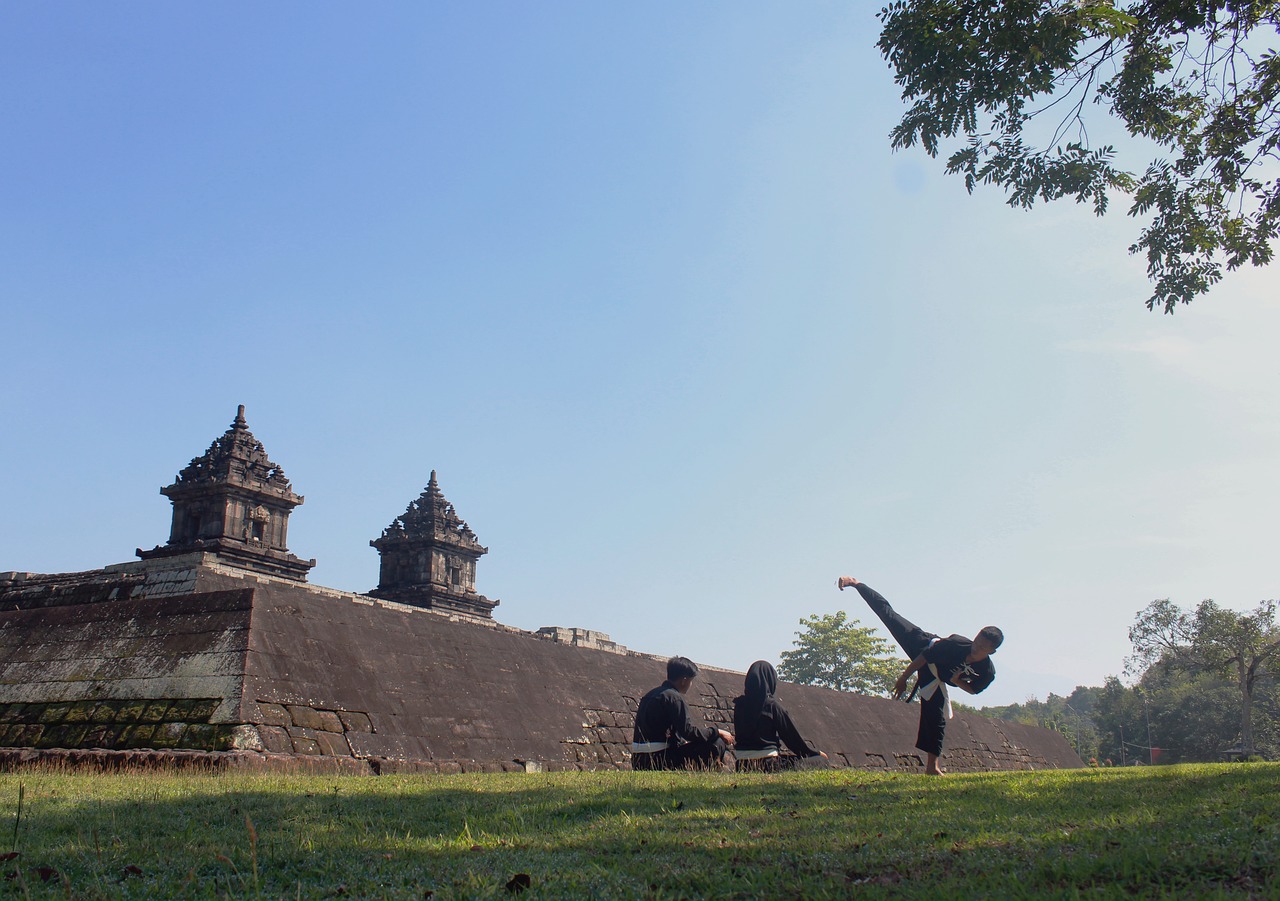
[733, 695, 818, 757]
[632, 680, 718, 747]
[922, 635, 996, 693]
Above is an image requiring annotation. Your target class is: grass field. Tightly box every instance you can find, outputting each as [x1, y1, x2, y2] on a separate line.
[0, 763, 1277, 899]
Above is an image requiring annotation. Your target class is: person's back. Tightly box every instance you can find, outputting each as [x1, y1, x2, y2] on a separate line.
[630, 656, 733, 771]
[731, 660, 826, 772]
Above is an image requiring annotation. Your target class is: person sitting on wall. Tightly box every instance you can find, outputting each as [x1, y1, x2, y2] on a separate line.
[631, 656, 734, 770]
[732, 659, 829, 772]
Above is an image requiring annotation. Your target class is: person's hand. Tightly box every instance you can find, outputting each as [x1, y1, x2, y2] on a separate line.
[893, 674, 910, 700]
[836, 575, 859, 590]
[719, 729, 734, 746]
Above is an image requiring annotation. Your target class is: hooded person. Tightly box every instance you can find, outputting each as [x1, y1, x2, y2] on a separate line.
[732, 660, 828, 772]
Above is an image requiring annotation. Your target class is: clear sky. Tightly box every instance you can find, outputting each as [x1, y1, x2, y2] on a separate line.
[2, 3, 1277, 708]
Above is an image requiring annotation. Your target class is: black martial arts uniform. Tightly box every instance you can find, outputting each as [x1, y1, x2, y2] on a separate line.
[855, 583, 995, 756]
[631, 680, 727, 770]
[732, 660, 824, 772]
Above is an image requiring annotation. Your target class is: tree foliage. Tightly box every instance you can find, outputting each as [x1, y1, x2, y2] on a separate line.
[878, 1, 1280, 311]
[981, 599, 1280, 764]
[778, 610, 902, 696]
[1128, 597, 1280, 754]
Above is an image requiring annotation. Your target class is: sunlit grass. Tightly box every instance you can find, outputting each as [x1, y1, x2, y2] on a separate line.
[0, 763, 1277, 898]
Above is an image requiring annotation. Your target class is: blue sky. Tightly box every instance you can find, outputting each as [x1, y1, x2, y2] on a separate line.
[3, 3, 1277, 708]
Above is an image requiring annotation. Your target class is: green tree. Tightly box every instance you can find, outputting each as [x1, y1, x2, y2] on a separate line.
[877, 1, 1280, 311]
[778, 610, 901, 695]
[1092, 675, 1156, 764]
[1129, 597, 1280, 756]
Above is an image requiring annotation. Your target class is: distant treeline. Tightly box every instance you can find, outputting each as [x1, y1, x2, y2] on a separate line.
[980, 666, 1280, 764]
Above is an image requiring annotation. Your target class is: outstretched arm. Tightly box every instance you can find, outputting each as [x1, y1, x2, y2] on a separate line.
[893, 654, 927, 700]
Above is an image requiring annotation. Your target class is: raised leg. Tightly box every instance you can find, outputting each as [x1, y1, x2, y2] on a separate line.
[854, 583, 937, 659]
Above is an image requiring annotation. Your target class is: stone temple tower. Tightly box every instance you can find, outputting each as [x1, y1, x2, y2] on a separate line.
[136, 405, 316, 581]
[369, 472, 498, 618]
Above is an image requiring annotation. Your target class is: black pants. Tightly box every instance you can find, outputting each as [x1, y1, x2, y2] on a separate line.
[855, 583, 947, 757]
[631, 735, 727, 771]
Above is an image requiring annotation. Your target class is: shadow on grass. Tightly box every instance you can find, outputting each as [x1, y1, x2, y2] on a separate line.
[1, 765, 1278, 898]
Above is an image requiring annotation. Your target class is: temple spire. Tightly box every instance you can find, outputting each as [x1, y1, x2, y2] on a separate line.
[137, 406, 316, 581]
[369, 471, 497, 618]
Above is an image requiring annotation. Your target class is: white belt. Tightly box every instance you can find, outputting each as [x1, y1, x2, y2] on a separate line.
[918, 662, 953, 719]
[630, 741, 668, 754]
[734, 749, 780, 760]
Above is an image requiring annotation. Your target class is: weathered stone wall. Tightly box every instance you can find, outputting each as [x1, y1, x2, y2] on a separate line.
[0, 580, 254, 753]
[0, 563, 1082, 773]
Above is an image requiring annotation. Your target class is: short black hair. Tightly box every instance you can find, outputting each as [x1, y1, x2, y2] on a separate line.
[978, 626, 1004, 649]
[667, 656, 699, 681]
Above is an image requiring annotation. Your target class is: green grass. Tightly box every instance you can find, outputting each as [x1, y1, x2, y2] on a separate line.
[1, 763, 1278, 899]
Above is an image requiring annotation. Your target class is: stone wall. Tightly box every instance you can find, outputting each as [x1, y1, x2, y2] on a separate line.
[0, 562, 1082, 773]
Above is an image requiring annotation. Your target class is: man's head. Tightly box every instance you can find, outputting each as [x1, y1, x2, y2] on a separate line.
[667, 656, 699, 693]
[972, 626, 1004, 659]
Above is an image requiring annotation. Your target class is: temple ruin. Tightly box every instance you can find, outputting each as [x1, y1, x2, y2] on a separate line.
[0, 407, 1081, 774]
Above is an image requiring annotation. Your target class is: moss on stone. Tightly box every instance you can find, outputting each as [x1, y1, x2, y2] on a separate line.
[181, 723, 215, 749]
[139, 702, 174, 724]
[116, 702, 148, 723]
[39, 703, 74, 724]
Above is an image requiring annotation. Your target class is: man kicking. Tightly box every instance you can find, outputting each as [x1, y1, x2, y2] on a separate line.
[837, 575, 1003, 775]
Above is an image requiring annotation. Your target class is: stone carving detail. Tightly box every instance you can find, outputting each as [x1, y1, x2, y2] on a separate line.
[370, 471, 498, 617]
[136, 405, 316, 581]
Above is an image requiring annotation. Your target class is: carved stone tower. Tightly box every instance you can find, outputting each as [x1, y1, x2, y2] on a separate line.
[137, 405, 316, 581]
[369, 471, 498, 618]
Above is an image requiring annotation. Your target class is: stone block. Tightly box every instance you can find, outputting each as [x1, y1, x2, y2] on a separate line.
[38, 724, 87, 749]
[167, 699, 219, 723]
[150, 723, 188, 749]
[116, 702, 147, 724]
[0, 704, 27, 724]
[287, 706, 334, 731]
[257, 725, 293, 754]
[314, 731, 351, 757]
[15, 725, 45, 746]
[228, 725, 265, 751]
[12, 704, 43, 725]
[80, 725, 113, 748]
[436, 761, 462, 774]
[290, 734, 323, 756]
[39, 703, 74, 724]
[120, 725, 156, 749]
[61, 702, 97, 724]
[313, 710, 344, 733]
[139, 702, 173, 724]
[87, 701, 123, 724]
[181, 724, 216, 749]
[254, 703, 291, 727]
[338, 710, 373, 733]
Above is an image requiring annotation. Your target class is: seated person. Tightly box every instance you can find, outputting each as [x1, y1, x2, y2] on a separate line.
[631, 656, 733, 770]
[732, 660, 828, 772]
